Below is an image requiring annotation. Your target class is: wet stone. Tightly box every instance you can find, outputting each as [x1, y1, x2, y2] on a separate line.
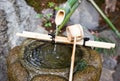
[7, 62, 28, 81]
[7, 46, 28, 81]
[7, 39, 102, 81]
[31, 75, 67, 81]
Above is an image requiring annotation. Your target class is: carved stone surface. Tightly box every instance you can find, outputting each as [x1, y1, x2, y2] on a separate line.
[7, 39, 102, 81]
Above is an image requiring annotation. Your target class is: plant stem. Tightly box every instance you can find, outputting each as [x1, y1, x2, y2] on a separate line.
[89, 0, 120, 38]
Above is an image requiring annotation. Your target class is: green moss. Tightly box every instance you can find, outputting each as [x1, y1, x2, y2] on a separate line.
[25, 0, 67, 13]
[25, 0, 40, 12]
[74, 59, 88, 72]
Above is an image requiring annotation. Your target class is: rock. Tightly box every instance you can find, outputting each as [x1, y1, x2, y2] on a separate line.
[69, 0, 99, 30]
[0, 0, 48, 48]
[103, 55, 117, 70]
[0, 9, 8, 57]
[7, 62, 28, 81]
[113, 63, 120, 81]
[0, 9, 8, 81]
[105, 0, 117, 14]
[98, 29, 120, 56]
[31, 75, 67, 81]
[98, 29, 120, 81]
[73, 66, 98, 81]
[7, 46, 20, 66]
[100, 68, 114, 81]
[7, 46, 28, 81]
[0, 56, 8, 81]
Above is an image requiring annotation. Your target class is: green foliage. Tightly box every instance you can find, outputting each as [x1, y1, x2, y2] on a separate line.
[94, 36, 116, 56]
[54, 6, 61, 11]
[48, 2, 55, 8]
[36, 1, 61, 28]
[44, 22, 52, 27]
[46, 13, 52, 20]
[48, 2, 61, 11]
[36, 13, 53, 28]
[35, 2, 57, 28]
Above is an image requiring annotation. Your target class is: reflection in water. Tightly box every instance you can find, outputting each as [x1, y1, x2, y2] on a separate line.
[24, 41, 83, 69]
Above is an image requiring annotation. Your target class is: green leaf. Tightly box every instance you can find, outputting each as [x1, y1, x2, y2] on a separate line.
[54, 6, 60, 11]
[74, 59, 87, 72]
[46, 13, 52, 19]
[44, 22, 52, 27]
[48, 2, 55, 8]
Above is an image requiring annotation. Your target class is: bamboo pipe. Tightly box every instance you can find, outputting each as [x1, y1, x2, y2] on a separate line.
[16, 31, 115, 49]
[55, 9, 65, 26]
[55, 9, 65, 35]
[58, 0, 81, 32]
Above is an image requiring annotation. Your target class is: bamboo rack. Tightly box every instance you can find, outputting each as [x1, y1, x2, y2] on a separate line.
[16, 31, 115, 49]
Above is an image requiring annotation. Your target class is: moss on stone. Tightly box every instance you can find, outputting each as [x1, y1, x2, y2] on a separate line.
[25, 0, 67, 13]
[7, 39, 102, 81]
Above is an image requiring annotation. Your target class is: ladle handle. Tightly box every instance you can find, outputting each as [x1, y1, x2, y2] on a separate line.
[69, 37, 77, 81]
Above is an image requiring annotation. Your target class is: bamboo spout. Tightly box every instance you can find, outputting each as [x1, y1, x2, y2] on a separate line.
[55, 9, 65, 26]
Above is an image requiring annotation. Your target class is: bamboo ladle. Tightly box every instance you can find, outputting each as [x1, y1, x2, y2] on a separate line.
[66, 24, 84, 81]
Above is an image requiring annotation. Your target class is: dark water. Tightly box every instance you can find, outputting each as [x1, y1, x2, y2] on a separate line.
[23, 41, 83, 69]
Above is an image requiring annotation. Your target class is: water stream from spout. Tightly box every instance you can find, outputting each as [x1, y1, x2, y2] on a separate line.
[54, 9, 65, 54]
[53, 25, 58, 54]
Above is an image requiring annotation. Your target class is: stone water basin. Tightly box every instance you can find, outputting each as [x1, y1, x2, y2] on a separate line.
[7, 39, 102, 81]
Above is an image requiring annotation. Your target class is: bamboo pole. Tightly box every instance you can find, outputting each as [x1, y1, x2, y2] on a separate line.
[89, 0, 120, 38]
[16, 31, 115, 49]
[69, 37, 77, 81]
[67, 0, 78, 7]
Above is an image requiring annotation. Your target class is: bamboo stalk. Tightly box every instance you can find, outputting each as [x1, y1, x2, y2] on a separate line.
[67, 0, 78, 7]
[58, 0, 80, 32]
[16, 31, 115, 49]
[89, 0, 120, 38]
